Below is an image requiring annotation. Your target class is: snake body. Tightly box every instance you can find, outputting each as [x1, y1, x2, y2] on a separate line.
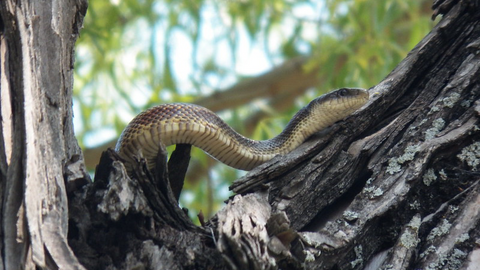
[115, 88, 369, 172]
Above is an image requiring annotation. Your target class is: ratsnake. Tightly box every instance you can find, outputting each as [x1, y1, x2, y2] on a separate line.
[115, 88, 369, 173]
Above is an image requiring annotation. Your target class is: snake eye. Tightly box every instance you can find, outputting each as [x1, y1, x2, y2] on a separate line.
[337, 88, 349, 97]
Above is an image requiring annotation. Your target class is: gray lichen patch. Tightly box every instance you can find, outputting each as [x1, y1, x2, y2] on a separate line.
[400, 230, 420, 249]
[371, 187, 384, 198]
[386, 158, 402, 174]
[427, 91, 460, 116]
[420, 245, 437, 259]
[455, 233, 469, 244]
[426, 219, 452, 242]
[460, 99, 471, 107]
[363, 185, 375, 193]
[423, 168, 437, 186]
[398, 145, 421, 163]
[429, 106, 441, 114]
[350, 245, 363, 268]
[424, 118, 445, 141]
[399, 215, 421, 249]
[457, 141, 480, 170]
[408, 118, 428, 135]
[386, 145, 421, 174]
[426, 248, 467, 270]
[447, 248, 468, 268]
[442, 92, 461, 108]
[408, 215, 422, 229]
[365, 185, 384, 199]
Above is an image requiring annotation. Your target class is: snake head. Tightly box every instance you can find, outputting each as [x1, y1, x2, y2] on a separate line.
[311, 88, 369, 112]
[299, 88, 369, 132]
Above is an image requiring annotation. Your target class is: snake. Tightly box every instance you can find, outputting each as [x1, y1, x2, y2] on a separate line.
[115, 88, 369, 173]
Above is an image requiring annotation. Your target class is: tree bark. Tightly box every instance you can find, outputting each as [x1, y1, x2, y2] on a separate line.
[230, 1, 480, 268]
[2, 0, 480, 270]
[0, 0, 88, 269]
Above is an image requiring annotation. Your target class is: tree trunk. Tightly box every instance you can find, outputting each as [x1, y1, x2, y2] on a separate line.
[2, 0, 480, 270]
[0, 0, 88, 269]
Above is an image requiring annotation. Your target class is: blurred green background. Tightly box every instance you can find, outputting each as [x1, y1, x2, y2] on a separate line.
[74, 0, 437, 220]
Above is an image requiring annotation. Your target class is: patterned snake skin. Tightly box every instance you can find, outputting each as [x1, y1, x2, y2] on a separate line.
[116, 88, 369, 172]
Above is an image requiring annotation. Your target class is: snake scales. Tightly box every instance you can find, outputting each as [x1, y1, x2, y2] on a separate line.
[115, 88, 369, 173]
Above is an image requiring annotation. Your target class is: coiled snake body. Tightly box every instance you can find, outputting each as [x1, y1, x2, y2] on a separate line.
[116, 88, 369, 173]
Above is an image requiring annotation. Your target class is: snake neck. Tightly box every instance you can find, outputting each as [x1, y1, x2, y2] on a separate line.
[253, 106, 312, 154]
[259, 103, 343, 154]
[181, 103, 336, 170]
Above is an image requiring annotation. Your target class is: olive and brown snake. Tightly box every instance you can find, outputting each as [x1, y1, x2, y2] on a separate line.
[115, 88, 369, 173]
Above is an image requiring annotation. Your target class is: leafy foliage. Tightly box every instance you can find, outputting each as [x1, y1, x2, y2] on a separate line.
[75, 0, 435, 218]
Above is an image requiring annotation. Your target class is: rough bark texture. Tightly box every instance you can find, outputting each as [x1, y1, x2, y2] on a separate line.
[0, 0, 89, 269]
[2, 0, 480, 270]
[231, 1, 480, 268]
